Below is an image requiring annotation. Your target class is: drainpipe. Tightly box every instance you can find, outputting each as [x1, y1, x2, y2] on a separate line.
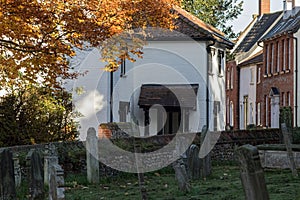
[110, 71, 113, 122]
[289, 34, 298, 127]
[206, 38, 216, 131]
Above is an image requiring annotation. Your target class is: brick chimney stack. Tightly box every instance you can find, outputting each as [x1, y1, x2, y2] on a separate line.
[259, 0, 270, 16]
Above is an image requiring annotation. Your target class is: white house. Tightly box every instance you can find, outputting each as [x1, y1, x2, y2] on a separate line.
[69, 7, 233, 139]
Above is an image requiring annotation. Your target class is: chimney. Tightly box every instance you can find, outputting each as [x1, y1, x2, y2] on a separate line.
[259, 0, 270, 15]
[283, 0, 293, 11]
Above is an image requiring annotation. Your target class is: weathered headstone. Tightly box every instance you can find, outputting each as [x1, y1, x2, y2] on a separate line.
[44, 143, 59, 186]
[0, 148, 16, 200]
[49, 164, 65, 200]
[199, 125, 211, 179]
[236, 144, 269, 200]
[86, 127, 99, 184]
[172, 158, 190, 192]
[281, 123, 298, 177]
[186, 144, 201, 179]
[49, 166, 57, 200]
[13, 154, 21, 187]
[26, 149, 44, 199]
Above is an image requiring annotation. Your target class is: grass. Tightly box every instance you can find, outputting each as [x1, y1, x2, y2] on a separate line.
[64, 165, 300, 200]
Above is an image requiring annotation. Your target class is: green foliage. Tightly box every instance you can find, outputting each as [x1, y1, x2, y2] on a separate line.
[280, 106, 293, 130]
[0, 84, 78, 147]
[182, 0, 243, 39]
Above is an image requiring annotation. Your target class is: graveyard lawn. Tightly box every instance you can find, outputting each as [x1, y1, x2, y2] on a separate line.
[63, 165, 300, 200]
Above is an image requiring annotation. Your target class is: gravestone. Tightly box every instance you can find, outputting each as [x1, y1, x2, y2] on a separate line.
[186, 144, 201, 179]
[86, 127, 99, 184]
[236, 144, 269, 200]
[49, 166, 57, 200]
[13, 154, 21, 187]
[281, 123, 298, 177]
[44, 143, 59, 186]
[172, 158, 190, 192]
[0, 148, 16, 200]
[26, 149, 44, 199]
[199, 125, 211, 179]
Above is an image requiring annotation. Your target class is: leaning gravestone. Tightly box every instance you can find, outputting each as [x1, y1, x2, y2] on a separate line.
[236, 144, 269, 200]
[186, 144, 201, 180]
[0, 148, 16, 200]
[26, 149, 44, 200]
[199, 125, 211, 179]
[49, 164, 65, 200]
[49, 165, 57, 200]
[281, 123, 298, 177]
[86, 127, 99, 184]
[172, 158, 190, 192]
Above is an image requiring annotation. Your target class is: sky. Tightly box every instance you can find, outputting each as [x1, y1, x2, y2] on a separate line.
[229, 0, 283, 33]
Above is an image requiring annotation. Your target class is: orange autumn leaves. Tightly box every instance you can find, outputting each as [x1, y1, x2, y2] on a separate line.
[0, 0, 179, 88]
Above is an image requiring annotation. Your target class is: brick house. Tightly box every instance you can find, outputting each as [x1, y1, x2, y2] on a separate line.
[259, 4, 300, 128]
[226, 0, 282, 129]
[227, 0, 300, 129]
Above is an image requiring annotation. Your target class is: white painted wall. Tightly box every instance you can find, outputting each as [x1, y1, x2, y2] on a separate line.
[239, 64, 257, 129]
[69, 40, 227, 137]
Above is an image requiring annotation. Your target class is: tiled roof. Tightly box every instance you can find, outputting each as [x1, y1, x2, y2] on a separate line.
[262, 10, 300, 40]
[238, 51, 263, 67]
[146, 6, 234, 48]
[138, 84, 199, 109]
[234, 12, 282, 53]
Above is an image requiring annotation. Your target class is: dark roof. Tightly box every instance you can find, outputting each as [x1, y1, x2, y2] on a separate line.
[239, 51, 263, 67]
[234, 12, 282, 53]
[145, 6, 234, 48]
[138, 84, 199, 109]
[262, 10, 300, 40]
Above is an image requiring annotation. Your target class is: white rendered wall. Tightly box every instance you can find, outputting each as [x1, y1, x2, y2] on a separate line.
[239, 65, 257, 129]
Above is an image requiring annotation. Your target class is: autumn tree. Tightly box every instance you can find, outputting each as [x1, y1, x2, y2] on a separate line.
[0, 0, 179, 89]
[182, 0, 243, 39]
[0, 84, 77, 147]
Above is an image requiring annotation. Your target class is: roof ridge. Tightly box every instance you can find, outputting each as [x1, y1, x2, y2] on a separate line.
[173, 5, 225, 37]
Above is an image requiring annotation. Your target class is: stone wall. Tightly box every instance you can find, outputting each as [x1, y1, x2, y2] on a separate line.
[1, 128, 282, 175]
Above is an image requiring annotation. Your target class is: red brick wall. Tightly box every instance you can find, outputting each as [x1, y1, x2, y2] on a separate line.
[258, 34, 294, 127]
[225, 60, 240, 130]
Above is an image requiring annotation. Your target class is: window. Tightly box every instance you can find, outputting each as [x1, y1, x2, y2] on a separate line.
[257, 102, 261, 125]
[244, 96, 248, 127]
[287, 38, 290, 70]
[283, 39, 286, 70]
[270, 43, 274, 74]
[265, 44, 269, 74]
[282, 92, 286, 106]
[218, 50, 224, 75]
[119, 101, 129, 122]
[230, 67, 234, 89]
[230, 101, 234, 127]
[276, 41, 280, 73]
[250, 68, 255, 84]
[208, 48, 213, 74]
[120, 58, 126, 77]
[287, 92, 291, 106]
[250, 102, 254, 124]
[227, 69, 230, 89]
[265, 95, 269, 127]
[257, 67, 261, 83]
